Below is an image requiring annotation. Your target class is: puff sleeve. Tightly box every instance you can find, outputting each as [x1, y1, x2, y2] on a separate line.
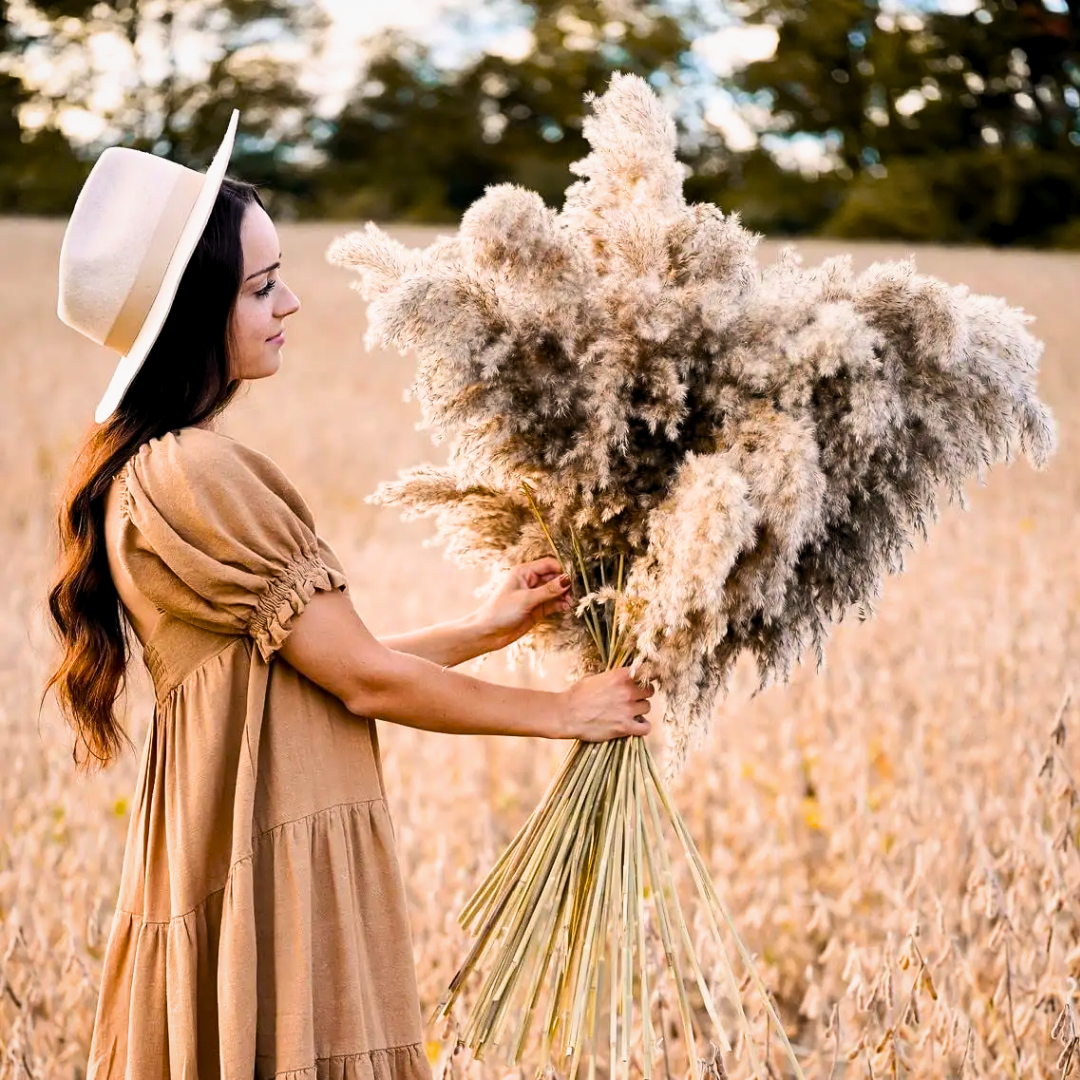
[118, 428, 349, 662]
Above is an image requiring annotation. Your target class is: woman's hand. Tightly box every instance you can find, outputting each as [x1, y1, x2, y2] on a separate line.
[472, 556, 572, 652]
[558, 669, 653, 741]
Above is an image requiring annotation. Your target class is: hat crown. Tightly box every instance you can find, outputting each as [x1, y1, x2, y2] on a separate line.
[56, 109, 238, 424]
[58, 148, 205, 350]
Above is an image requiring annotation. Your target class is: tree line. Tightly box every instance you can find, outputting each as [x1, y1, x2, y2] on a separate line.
[2, 0, 1078, 246]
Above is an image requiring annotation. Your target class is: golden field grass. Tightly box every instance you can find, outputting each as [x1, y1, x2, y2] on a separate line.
[0, 218, 1077, 1079]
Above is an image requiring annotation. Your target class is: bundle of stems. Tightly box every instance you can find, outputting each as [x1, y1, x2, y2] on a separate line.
[433, 486, 807, 1080]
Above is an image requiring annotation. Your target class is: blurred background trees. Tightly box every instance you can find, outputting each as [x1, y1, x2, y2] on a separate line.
[736, 0, 1080, 244]
[1, 0, 324, 205]
[0, 0, 88, 210]
[317, 0, 699, 221]
[0, 0, 1077, 244]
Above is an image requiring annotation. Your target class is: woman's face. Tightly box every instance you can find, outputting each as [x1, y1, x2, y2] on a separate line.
[229, 203, 301, 381]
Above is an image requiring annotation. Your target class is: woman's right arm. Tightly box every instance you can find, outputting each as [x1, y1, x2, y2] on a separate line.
[277, 589, 652, 742]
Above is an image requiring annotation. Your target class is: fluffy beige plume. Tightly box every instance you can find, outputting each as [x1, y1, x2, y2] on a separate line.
[564, 72, 688, 228]
[627, 452, 757, 656]
[330, 72, 1057, 773]
[370, 465, 538, 567]
[326, 222, 428, 298]
[459, 185, 586, 287]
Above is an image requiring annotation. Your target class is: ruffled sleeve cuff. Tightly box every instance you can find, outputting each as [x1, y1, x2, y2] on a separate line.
[250, 553, 349, 663]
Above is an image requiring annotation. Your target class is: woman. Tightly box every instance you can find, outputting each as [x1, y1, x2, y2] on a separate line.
[43, 113, 653, 1080]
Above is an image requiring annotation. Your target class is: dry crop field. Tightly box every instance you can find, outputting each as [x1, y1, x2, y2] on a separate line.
[0, 218, 1077, 1079]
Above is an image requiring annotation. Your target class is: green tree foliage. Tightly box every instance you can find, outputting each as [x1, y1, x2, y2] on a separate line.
[694, 147, 846, 236]
[1, 0, 326, 214]
[0, 0, 88, 212]
[737, 0, 1080, 245]
[316, 0, 706, 220]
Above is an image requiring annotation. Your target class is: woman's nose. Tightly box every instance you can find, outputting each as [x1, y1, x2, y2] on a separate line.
[278, 282, 301, 317]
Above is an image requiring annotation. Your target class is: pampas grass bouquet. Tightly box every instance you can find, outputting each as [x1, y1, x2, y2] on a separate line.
[329, 74, 1056, 1080]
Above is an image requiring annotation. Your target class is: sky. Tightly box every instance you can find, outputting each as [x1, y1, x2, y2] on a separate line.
[314, 0, 786, 158]
[9, 0, 838, 166]
[301, 0, 1074, 170]
[16, 0, 862, 171]
[315, 0, 541, 109]
[20, 0, 1067, 172]
[317, 0, 778, 76]
[23, 0, 777, 149]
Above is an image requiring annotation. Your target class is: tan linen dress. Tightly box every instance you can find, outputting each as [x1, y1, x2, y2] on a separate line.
[86, 426, 431, 1080]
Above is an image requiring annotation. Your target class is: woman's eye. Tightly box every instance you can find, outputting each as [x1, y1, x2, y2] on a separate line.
[256, 279, 277, 298]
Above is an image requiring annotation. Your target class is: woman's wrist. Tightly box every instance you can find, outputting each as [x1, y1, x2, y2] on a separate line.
[542, 690, 574, 740]
[380, 612, 503, 668]
[460, 618, 574, 738]
[461, 609, 511, 656]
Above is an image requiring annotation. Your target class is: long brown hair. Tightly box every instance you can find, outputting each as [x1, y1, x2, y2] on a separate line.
[42, 177, 264, 769]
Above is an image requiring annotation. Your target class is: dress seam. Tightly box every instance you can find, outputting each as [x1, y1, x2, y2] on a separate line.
[257, 795, 385, 841]
[259, 1041, 423, 1064]
[149, 634, 243, 703]
[114, 797, 386, 925]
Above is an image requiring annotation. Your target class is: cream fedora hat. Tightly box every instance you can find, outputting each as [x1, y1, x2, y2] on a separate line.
[58, 110, 240, 424]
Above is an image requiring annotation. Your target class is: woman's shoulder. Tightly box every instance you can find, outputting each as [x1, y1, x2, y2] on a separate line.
[125, 425, 310, 523]
[130, 426, 284, 487]
[131, 424, 238, 468]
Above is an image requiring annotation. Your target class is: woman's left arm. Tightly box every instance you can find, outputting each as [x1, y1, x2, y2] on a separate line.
[379, 613, 499, 668]
[378, 558, 572, 667]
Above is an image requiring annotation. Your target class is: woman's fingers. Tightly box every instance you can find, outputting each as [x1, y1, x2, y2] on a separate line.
[529, 581, 571, 617]
[525, 573, 571, 614]
[539, 597, 570, 620]
[518, 556, 563, 584]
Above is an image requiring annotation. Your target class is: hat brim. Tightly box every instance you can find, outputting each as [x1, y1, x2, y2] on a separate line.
[94, 110, 240, 425]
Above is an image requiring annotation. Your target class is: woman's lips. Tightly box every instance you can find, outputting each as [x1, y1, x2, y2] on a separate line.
[267, 331, 285, 345]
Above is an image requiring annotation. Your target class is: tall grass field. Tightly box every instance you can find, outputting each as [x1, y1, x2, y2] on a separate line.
[1, 219, 1076, 1078]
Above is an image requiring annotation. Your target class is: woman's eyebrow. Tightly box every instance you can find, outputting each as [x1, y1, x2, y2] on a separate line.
[245, 255, 282, 281]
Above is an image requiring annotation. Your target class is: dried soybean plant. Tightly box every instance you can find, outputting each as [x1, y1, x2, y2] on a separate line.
[329, 73, 1056, 1079]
